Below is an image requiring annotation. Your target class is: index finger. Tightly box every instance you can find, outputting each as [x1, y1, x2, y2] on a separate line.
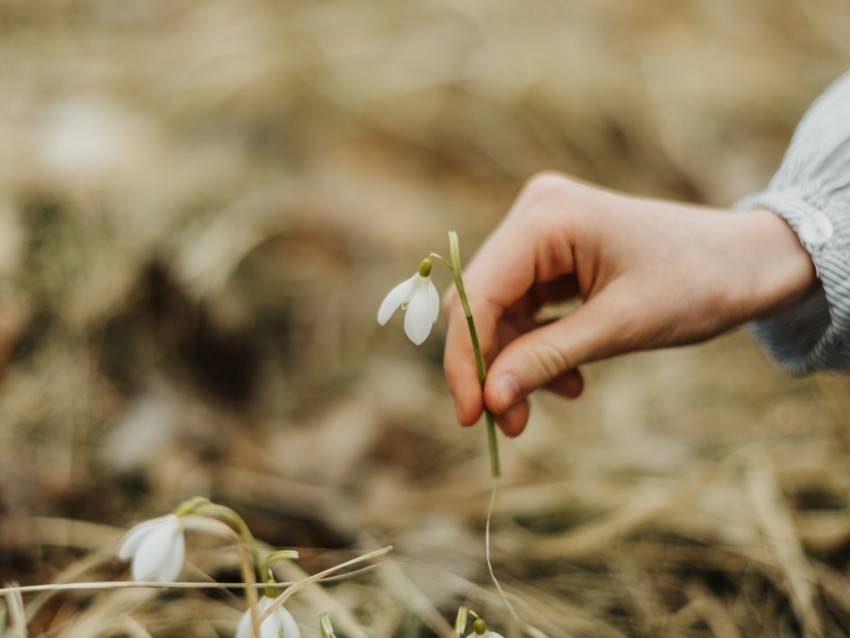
[442, 173, 579, 424]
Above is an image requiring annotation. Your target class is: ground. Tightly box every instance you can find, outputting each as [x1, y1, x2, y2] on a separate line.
[1, 1, 849, 636]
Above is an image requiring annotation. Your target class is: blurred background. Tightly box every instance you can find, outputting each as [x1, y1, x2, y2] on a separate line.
[1, 0, 850, 636]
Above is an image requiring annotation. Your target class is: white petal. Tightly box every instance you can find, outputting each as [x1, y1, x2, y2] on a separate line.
[262, 616, 284, 638]
[130, 515, 181, 581]
[154, 528, 185, 582]
[237, 598, 300, 638]
[404, 281, 437, 345]
[377, 275, 417, 325]
[237, 598, 270, 638]
[118, 514, 172, 560]
[426, 278, 440, 324]
[262, 605, 300, 638]
[258, 598, 284, 638]
[235, 608, 253, 638]
[275, 606, 301, 638]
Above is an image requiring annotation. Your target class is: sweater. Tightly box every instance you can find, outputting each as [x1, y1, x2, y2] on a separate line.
[736, 72, 850, 373]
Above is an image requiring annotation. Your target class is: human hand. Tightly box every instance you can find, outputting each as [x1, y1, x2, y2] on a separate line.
[443, 172, 817, 437]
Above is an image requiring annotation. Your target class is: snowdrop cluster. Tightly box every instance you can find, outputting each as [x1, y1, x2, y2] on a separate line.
[117, 503, 503, 638]
[117, 499, 302, 638]
[114, 230, 508, 637]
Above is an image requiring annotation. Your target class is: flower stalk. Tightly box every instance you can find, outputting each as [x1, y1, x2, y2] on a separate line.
[260, 550, 300, 597]
[187, 498, 264, 582]
[448, 231, 501, 478]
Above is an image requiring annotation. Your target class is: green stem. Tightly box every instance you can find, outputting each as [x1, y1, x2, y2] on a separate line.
[259, 550, 300, 597]
[452, 606, 469, 638]
[428, 252, 453, 270]
[191, 502, 264, 583]
[448, 231, 501, 478]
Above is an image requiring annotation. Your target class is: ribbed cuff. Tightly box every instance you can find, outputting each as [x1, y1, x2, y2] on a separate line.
[736, 190, 850, 373]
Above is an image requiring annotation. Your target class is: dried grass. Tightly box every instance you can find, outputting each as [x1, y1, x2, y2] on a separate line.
[1, 0, 850, 635]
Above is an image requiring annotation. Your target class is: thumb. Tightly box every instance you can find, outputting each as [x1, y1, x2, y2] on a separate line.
[482, 294, 625, 413]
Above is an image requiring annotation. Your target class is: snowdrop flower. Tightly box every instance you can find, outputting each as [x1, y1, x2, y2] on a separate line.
[377, 257, 440, 345]
[466, 618, 503, 637]
[118, 510, 231, 582]
[236, 596, 301, 638]
[118, 514, 186, 582]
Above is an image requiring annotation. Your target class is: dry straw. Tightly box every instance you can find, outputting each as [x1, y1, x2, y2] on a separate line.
[2, 0, 850, 635]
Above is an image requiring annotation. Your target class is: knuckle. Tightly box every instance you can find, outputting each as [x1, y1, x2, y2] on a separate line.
[521, 171, 571, 208]
[519, 171, 606, 224]
[517, 171, 598, 232]
[528, 338, 569, 384]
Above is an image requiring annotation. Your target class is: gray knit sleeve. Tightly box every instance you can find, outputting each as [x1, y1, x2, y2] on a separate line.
[735, 72, 850, 374]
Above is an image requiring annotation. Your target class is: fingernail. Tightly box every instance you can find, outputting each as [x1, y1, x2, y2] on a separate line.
[493, 374, 520, 411]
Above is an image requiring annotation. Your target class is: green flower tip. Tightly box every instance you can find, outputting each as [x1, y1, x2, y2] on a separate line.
[174, 499, 198, 517]
[418, 257, 432, 277]
[473, 618, 487, 635]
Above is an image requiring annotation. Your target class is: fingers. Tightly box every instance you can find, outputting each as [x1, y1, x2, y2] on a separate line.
[495, 398, 530, 437]
[441, 221, 541, 427]
[493, 369, 583, 437]
[483, 293, 621, 415]
[442, 172, 588, 431]
[443, 294, 488, 426]
[443, 294, 584, 429]
[545, 368, 585, 399]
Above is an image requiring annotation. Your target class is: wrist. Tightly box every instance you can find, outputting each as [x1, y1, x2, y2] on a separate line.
[739, 208, 818, 319]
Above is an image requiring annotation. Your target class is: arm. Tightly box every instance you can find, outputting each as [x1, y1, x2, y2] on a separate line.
[444, 73, 850, 437]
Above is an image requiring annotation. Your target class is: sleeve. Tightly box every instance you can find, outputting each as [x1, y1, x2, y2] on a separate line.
[735, 72, 850, 374]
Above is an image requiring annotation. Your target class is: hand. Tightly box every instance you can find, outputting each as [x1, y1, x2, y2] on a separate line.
[443, 172, 817, 437]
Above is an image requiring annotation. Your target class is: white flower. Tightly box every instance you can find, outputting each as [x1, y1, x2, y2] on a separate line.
[118, 514, 186, 582]
[236, 596, 301, 638]
[377, 266, 440, 345]
[465, 619, 504, 638]
[118, 513, 232, 582]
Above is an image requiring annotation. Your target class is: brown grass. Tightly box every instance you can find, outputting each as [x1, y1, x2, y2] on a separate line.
[1, 0, 850, 636]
